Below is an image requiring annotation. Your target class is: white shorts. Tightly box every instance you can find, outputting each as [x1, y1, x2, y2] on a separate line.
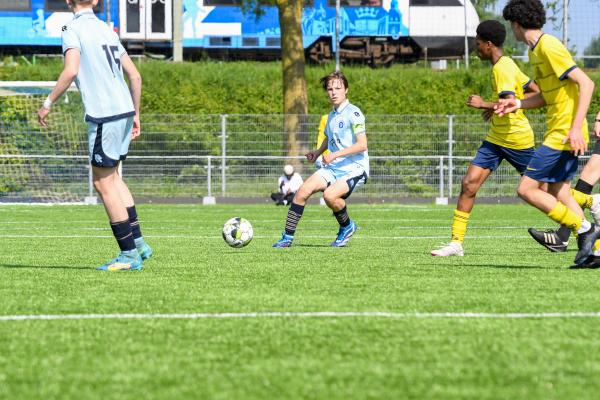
[315, 165, 368, 199]
[87, 117, 133, 167]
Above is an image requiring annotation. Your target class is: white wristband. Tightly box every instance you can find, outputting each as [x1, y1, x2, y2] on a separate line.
[43, 96, 53, 110]
[515, 99, 522, 109]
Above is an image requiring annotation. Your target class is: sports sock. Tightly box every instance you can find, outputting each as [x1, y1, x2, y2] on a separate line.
[110, 220, 136, 251]
[556, 179, 594, 242]
[284, 202, 305, 235]
[450, 209, 470, 243]
[570, 188, 593, 209]
[333, 206, 351, 227]
[126, 206, 143, 240]
[593, 240, 600, 256]
[547, 202, 583, 234]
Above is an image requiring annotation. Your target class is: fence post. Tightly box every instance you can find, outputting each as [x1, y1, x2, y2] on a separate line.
[221, 114, 227, 197]
[435, 156, 448, 205]
[203, 155, 216, 205]
[84, 162, 97, 204]
[447, 115, 454, 199]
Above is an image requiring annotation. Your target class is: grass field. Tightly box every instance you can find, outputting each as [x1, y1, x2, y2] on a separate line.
[2, 203, 600, 399]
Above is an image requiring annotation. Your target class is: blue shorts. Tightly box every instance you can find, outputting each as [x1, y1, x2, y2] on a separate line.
[315, 165, 368, 199]
[523, 145, 579, 183]
[87, 117, 133, 168]
[471, 141, 534, 174]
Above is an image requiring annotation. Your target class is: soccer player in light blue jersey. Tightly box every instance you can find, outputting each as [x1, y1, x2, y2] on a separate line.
[273, 71, 369, 248]
[37, 0, 152, 271]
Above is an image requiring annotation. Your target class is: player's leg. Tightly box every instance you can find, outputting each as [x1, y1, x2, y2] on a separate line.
[322, 170, 366, 247]
[273, 171, 328, 248]
[432, 141, 499, 257]
[88, 119, 142, 271]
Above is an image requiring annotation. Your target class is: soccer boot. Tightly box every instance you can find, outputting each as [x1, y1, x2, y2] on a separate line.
[590, 194, 600, 224]
[135, 239, 153, 261]
[574, 224, 600, 266]
[570, 255, 600, 269]
[527, 228, 568, 253]
[331, 220, 357, 247]
[273, 233, 294, 248]
[431, 242, 464, 257]
[96, 249, 143, 271]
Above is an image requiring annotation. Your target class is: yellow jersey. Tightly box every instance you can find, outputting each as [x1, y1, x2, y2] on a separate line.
[317, 114, 329, 156]
[529, 34, 589, 151]
[487, 56, 535, 149]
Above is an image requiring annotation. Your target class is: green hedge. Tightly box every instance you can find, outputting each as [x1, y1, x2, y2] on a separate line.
[3, 57, 600, 115]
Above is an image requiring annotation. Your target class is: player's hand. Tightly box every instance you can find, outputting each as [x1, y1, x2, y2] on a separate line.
[493, 98, 518, 117]
[466, 95, 484, 109]
[37, 107, 50, 128]
[563, 127, 587, 156]
[305, 150, 319, 162]
[322, 152, 336, 165]
[594, 118, 600, 137]
[131, 114, 141, 140]
[481, 109, 493, 121]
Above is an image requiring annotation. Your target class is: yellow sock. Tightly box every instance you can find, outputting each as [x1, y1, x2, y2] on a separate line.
[547, 202, 582, 233]
[593, 240, 600, 254]
[451, 210, 470, 243]
[570, 188, 593, 209]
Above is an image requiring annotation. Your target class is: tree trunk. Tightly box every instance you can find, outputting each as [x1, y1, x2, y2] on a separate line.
[276, 0, 309, 165]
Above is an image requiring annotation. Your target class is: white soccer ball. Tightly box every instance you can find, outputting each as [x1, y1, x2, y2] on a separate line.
[222, 217, 253, 248]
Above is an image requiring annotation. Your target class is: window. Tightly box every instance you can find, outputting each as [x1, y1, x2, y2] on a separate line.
[0, 0, 31, 11]
[45, 0, 103, 13]
[327, 0, 382, 6]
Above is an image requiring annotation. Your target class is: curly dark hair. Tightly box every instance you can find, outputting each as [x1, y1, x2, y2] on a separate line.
[503, 0, 546, 29]
[320, 71, 348, 90]
[476, 20, 506, 47]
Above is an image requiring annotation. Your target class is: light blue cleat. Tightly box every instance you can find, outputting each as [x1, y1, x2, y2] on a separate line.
[135, 239, 153, 261]
[273, 233, 294, 248]
[331, 220, 357, 247]
[96, 249, 143, 271]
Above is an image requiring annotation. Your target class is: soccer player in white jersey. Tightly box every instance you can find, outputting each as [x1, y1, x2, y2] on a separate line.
[37, 0, 152, 271]
[273, 71, 369, 248]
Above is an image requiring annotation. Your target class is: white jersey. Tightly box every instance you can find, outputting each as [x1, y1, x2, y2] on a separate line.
[61, 9, 135, 123]
[324, 100, 369, 175]
[278, 173, 303, 195]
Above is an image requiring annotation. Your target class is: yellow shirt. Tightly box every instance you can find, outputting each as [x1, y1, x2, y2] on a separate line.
[317, 114, 329, 156]
[487, 56, 535, 149]
[529, 34, 589, 151]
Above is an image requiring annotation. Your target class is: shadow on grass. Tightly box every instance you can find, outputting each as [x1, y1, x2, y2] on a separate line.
[295, 244, 335, 248]
[0, 263, 90, 270]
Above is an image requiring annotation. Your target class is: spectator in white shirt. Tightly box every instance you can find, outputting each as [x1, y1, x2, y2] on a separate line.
[271, 164, 303, 206]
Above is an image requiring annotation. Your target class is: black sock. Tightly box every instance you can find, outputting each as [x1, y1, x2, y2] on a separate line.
[110, 220, 136, 251]
[556, 225, 571, 242]
[334, 206, 350, 227]
[575, 178, 594, 195]
[285, 202, 305, 235]
[126, 206, 142, 240]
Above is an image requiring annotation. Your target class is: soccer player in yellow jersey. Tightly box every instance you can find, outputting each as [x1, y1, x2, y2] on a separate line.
[497, 0, 600, 267]
[432, 20, 539, 257]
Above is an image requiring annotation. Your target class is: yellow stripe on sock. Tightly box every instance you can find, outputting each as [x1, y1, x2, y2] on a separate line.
[570, 188, 593, 209]
[451, 210, 470, 243]
[547, 202, 582, 233]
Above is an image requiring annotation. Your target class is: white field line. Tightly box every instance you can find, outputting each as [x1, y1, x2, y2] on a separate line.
[2, 311, 600, 322]
[0, 234, 534, 240]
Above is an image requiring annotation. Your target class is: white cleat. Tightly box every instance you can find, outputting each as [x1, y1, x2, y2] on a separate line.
[590, 194, 600, 224]
[431, 242, 464, 257]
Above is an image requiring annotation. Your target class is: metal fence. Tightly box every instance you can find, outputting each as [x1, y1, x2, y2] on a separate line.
[0, 101, 594, 202]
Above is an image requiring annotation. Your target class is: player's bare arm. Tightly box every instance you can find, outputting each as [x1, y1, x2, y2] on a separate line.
[121, 54, 142, 139]
[322, 133, 367, 165]
[466, 95, 495, 110]
[563, 67, 595, 153]
[37, 49, 80, 128]
[494, 92, 546, 116]
[594, 110, 600, 137]
[524, 80, 540, 97]
[306, 140, 328, 162]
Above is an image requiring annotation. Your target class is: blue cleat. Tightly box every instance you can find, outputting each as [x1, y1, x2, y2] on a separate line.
[96, 249, 143, 271]
[273, 233, 294, 248]
[331, 220, 357, 247]
[135, 239, 153, 261]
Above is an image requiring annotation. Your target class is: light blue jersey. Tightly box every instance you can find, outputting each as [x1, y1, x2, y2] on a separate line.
[324, 100, 369, 175]
[62, 9, 134, 123]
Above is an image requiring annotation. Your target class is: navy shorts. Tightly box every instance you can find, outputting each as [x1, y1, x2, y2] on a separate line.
[523, 145, 579, 183]
[471, 141, 535, 174]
